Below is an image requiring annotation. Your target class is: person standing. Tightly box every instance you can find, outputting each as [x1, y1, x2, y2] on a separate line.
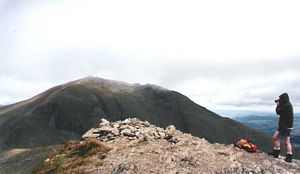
[268, 93, 294, 162]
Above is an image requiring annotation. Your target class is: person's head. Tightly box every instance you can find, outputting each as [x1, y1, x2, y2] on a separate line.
[278, 93, 290, 105]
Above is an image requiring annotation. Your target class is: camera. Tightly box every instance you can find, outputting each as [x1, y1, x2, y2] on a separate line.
[275, 99, 279, 103]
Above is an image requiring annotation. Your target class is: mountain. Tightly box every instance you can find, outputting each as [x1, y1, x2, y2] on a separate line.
[0, 77, 273, 152]
[234, 115, 278, 135]
[33, 118, 300, 174]
[234, 115, 300, 147]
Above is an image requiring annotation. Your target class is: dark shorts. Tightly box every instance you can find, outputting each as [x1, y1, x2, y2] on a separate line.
[277, 128, 291, 137]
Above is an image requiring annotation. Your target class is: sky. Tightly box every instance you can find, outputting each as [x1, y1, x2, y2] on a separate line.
[1, 0, 300, 114]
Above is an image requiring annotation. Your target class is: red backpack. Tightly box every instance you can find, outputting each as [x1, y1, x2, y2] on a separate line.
[234, 139, 257, 153]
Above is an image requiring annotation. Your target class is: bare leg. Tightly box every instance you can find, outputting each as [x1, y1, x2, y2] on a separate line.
[268, 130, 281, 157]
[285, 137, 292, 154]
[273, 130, 280, 149]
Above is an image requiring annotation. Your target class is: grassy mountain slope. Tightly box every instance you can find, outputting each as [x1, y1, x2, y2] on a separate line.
[0, 145, 63, 174]
[0, 77, 275, 154]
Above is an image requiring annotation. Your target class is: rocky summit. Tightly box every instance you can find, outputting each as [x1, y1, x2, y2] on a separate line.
[35, 118, 300, 174]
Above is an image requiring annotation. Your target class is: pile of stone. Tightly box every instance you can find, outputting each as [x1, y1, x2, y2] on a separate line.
[82, 118, 179, 144]
[38, 118, 300, 174]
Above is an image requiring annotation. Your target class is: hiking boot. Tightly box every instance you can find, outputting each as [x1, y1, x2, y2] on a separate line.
[268, 149, 280, 158]
[285, 154, 292, 163]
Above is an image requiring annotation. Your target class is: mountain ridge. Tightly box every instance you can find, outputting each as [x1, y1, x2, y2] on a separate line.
[33, 118, 300, 174]
[1, 76, 300, 173]
[0, 77, 278, 153]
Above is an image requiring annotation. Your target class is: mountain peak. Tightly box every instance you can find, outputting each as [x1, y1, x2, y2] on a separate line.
[74, 76, 126, 84]
[35, 118, 300, 173]
[69, 76, 168, 92]
[1, 77, 300, 173]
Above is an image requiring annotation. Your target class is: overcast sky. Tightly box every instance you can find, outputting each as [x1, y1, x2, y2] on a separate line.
[1, 0, 300, 114]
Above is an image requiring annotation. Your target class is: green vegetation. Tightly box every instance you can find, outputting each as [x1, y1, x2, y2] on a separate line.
[33, 138, 111, 174]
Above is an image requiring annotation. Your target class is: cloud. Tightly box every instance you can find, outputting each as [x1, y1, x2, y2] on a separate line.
[1, 0, 300, 112]
[0, 76, 55, 104]
[158, 58, 300, 110]
[157, 56, 300, 86]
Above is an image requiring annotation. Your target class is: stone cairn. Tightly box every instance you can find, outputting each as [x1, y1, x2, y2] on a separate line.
[82, 118, 179, 144]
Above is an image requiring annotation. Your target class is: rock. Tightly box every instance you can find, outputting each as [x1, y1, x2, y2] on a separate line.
[228, 161, 242, 173]
[142, 121, 151, 127]
[176, 169, 192, 174]
[82, 118, 300, 173]
[135, 132, 141, 137]
[181, 155, 198, 167]
[94, 127, 119, 138]
[164, 134, 173, 140]
[159, 132, 165, 138]
[123, 119, 130, 124]
[82, 128, 99, 139]
[119, 125, 131, 131]
[262, 159, 272, 168]
[99, 118, 110, 127]
[112, 123, 120, 128]
[149, 130, 158, 138]
[166, 155, 176, 168]
[168, 137, 179, 144]
[128, 137, 136, 140]
[111, 128, 120, 136]
[37, 118, 300, 174]
[143, 134, 154, 141]
[229, 155, 236, 161]
[121, 129, 135, 137]
[166, 125, 176, 131]
[111, 162, 134, 174]
[96, 127, 111, 132]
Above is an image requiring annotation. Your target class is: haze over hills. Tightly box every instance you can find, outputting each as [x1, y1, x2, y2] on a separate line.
[234, 114, 300, 147]
[0, 77, 274, 153]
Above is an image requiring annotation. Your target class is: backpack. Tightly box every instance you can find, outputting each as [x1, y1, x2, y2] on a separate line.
[234, 139, 257, 153]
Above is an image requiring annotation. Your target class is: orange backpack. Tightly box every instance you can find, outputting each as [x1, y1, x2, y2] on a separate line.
[234, 139, 257, 153]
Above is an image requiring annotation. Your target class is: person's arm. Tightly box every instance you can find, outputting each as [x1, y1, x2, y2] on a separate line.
[275, 101, 282, 115]
[286, 105, 294, 129]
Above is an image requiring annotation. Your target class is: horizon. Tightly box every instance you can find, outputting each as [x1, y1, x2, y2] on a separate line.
[1, 76, 300, 116]
[1, 0, 300, 112]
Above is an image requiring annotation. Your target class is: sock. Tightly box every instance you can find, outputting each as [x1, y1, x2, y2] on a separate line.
[274, 147, 280, 150]
[287, 152, 292, 155]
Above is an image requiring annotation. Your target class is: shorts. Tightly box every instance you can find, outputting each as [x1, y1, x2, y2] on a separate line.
[277, 127, 292, 137]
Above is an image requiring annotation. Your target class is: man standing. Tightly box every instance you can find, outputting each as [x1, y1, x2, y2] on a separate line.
[268, 93, 294, 162]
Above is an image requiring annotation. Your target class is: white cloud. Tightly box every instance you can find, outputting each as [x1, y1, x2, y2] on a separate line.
[0, 76, 55, 104]
[0, 0, 300, 112]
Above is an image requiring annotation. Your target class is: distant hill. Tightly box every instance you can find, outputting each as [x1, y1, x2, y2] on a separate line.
[234, 115, 300, 147]
[234, 115, 278, 135]
[0, 77, 276, 154]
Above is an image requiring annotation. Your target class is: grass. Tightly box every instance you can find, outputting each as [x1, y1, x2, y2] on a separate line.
[0, 145, 64, 174]
[33, 138, 112, 174]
